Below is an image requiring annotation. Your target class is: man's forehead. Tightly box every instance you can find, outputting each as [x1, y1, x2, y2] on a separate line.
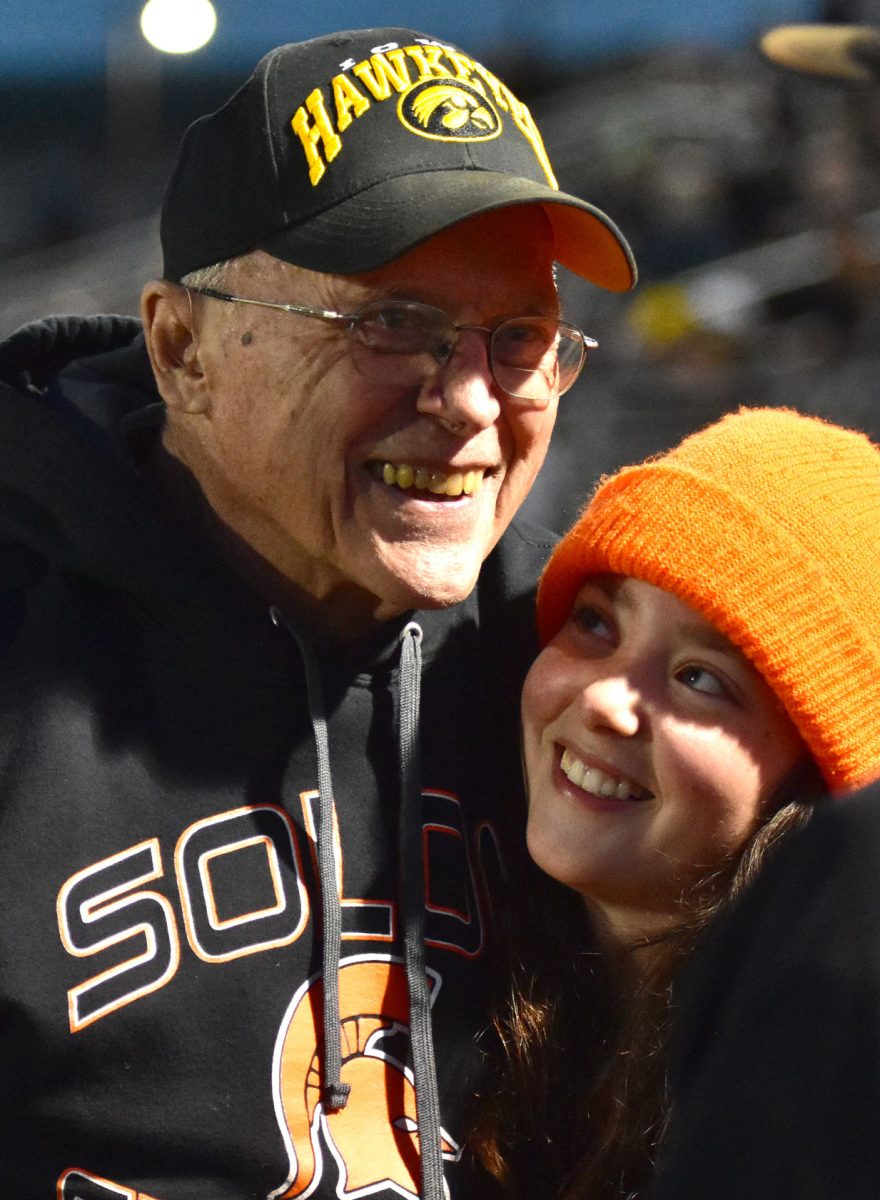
[334, 208, 558, 301]
[352, 206, 555, 274]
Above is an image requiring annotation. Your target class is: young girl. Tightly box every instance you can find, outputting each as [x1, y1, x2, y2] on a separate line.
[474, 406, 880, 1200]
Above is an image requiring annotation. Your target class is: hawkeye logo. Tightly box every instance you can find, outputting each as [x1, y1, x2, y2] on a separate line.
[399, 80, 501, 141]
[289, 39, 556, 189]
[270, 955, 460, 1199]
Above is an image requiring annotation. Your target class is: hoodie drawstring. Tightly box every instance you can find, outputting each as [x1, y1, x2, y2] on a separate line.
[275, 611, 446, 1200]
[272, 609, 350, 1111]
[398, 621, 444, 1200]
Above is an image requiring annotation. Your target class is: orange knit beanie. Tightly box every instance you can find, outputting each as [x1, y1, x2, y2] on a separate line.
[536, 407, 880, 793]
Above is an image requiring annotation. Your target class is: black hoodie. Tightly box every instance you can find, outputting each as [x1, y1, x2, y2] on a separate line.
[0, 315, 555, 1200]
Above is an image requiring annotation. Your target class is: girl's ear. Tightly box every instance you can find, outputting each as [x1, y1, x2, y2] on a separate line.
[140, 280, 210, 414]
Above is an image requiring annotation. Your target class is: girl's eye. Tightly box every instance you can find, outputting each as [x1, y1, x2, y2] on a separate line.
[676, 664, 730, 699]
[572, 605, 615, 643]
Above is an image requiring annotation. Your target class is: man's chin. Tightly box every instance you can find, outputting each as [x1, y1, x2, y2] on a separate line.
[375, 547, 485, 615]
[388, 572, 480, 614]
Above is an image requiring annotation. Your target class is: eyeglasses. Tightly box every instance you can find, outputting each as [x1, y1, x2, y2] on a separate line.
[186, 286, 597, 407]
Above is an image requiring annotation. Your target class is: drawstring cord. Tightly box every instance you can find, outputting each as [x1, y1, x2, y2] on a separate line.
[271, 608, 350, 1111]
[273, 610, 445, 1197]
[398, 621, 445, 1200]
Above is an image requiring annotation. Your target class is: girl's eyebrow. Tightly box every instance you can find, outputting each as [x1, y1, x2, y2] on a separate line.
[581, 574, 631, 606]
[676, 622, 758, 678]
[616, 578, 748, 659]
[678, 622, 737, 654]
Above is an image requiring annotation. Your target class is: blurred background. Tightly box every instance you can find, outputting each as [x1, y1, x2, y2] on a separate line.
[3, 0, 880, 531]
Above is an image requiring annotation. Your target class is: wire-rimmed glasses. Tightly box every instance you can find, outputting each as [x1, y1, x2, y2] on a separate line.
[186, 286, 597, 407]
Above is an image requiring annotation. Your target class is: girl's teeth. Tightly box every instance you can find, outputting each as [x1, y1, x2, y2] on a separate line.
[561, 747, 585, 787]
[583, 767, 605, 794]
[560, 748, 649, 801]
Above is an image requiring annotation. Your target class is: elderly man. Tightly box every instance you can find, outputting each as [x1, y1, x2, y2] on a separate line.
[0, 26, 634, 1200]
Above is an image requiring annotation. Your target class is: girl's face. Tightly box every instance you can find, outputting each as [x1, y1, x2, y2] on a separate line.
[522, 575, 806, 941]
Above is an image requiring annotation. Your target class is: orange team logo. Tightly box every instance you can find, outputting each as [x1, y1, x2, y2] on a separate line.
[269, 955, 460, 1199]
[398, 80, 501, 141]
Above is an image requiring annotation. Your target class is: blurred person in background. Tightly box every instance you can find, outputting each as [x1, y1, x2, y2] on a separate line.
[0, 26, 635, 1200]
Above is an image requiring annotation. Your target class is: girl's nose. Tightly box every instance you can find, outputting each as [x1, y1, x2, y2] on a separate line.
[581, 675, 641, 737]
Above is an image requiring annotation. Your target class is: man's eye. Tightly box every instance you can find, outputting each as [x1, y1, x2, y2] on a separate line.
[357, 305, 440, 352]
[372, 303, 441, 333]
[676, 665, 729, 698]
[378, 307, 415, 329]
[495, 320, 556, 363]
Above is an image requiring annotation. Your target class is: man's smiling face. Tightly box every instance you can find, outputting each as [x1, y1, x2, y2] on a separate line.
[170, 206, 561, 632]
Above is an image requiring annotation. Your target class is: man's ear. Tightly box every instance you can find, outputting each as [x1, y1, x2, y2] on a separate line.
[141, 280, 210, 414]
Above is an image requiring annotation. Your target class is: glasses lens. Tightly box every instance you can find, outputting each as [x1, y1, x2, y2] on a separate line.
[491, 318, 586, 403]
[349, 301, 453, 383]
[346, 302, 590, 401]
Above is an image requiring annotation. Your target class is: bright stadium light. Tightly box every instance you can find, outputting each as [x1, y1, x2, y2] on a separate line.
[140, 0, 217, 54]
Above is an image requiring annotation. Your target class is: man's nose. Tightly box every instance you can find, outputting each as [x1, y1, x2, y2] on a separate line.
[581, 675, 642, 737]
[414, 330, 502, 432]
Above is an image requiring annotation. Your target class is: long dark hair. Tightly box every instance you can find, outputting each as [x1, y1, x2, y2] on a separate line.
[470, 760, 826, 1200]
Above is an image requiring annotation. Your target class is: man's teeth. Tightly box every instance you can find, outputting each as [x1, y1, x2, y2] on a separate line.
[376, 462, 483, 497]
[560, 747, 651, 801]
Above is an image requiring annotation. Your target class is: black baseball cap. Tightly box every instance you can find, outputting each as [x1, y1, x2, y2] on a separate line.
[161, 27, 636, 291]
[760, 24, 880, 81]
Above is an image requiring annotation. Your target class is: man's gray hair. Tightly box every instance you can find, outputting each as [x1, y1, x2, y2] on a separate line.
[179, 260, 235, 292]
